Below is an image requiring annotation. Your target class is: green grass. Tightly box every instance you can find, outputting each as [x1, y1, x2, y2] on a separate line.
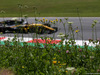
[0, 0, 100, 17]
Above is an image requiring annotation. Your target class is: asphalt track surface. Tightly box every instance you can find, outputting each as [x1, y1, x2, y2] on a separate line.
[0, 17, 100, 40]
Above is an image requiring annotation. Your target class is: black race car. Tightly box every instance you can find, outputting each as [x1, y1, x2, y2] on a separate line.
[0, 18, 58, 34]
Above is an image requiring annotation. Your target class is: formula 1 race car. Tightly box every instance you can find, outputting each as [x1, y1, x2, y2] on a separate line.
[0, 18, 58, 34]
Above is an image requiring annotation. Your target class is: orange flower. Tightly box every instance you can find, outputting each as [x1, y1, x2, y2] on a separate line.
[75, 30, 79, 33]
[53, 61, 57, 64]
[43, 18, 45, 20]
[50, 21, 53, 23]
[66, 70, 68, 72]
[59, 70, 61, 72]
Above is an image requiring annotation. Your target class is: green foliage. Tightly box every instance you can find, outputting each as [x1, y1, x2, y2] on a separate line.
[0, 39, 100, 75]
[75, 67, 87, 75]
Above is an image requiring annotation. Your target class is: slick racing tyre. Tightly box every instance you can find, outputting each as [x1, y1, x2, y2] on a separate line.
[0, 28, 6, 33]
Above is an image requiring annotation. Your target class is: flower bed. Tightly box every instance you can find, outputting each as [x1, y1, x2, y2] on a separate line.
[0, 39, 100, 75]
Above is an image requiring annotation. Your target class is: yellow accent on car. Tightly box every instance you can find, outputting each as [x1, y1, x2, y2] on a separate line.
[42, 25, 54, 31]
[10, 23, 55, 31]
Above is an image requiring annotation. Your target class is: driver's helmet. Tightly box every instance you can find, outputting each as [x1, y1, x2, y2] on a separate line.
[23, 21, 28, 24]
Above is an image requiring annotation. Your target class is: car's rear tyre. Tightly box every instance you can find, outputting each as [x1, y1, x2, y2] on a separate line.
[0, 28, 6, 33]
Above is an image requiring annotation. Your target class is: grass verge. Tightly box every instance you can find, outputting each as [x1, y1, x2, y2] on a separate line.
[0, 0, 100, 17]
